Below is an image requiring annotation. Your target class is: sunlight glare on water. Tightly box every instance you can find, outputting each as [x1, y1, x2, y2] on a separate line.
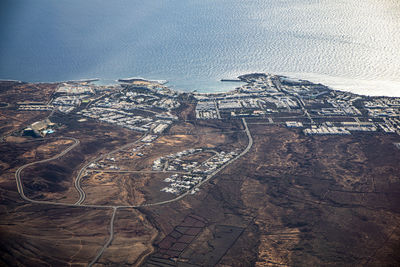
[0, 0, 400, 95]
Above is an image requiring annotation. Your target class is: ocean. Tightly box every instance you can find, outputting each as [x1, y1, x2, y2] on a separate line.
[1, 0, 400, 96]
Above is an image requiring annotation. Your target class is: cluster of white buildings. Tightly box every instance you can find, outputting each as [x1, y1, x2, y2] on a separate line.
[363, 98, 400, 117]
[218, 99, 243, 109]
[286, 121, 303, 128]
[76, 85, 179, 133]
[324, 99, 362, 116]
[155, 148, 240, 194]
[316, 106, 361, 116]
[95, 90, 180, 112]
[302, 120, 400, 136]
[195, 101, 219, 119]
[303, 122, 380, 136]
[152, 148, 204, 171]
[87, 162, 105, 170]
[50, 83, 104, 113]
[193, 74, 400, 137]
[237, 75, 276, 93]
[161, 174, 203, 194]
[361, 98, 400, 134]
[81, 107, 172, 133]
[340, 122, 377, 132]
[52, 95, 86, 113]
[192, 150, 239, 174]
[194, 75, 306, 120]
[304, 125, 351, 135]
[56, 84, 95, 95]
[367, 108, 400, 117]
[195, 94, 300, 119]
[141, 135, 158, 143]
[308, 93, 362, 117]
[364, 98, 400, 109]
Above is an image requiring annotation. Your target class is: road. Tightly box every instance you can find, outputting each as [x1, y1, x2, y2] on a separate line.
[87, 207, 117, 267]
[15, 137, 80, 205]
[14, 138, 117, 208]
[74, 133, 147, 205]
[15, 119, 253, 210]
[82, 118, 253, 264]
[135, 118, 253, 208]
[13, 118, 254, 265]
[272, 76, 315, 124]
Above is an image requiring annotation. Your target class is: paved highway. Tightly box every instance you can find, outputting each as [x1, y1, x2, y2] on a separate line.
[126, 118, 253, 208]
[87, 207, 117, 267]
[14, 137, 119, 209]
[74, 134, 147, 205]
[16, 119, 252, 211]
[13, 119, 254, 266]
[84, 118, 254, 265]
[15, 137, 80, 204]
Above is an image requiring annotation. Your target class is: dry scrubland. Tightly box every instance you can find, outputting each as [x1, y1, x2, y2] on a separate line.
[1, 81, 400, 266]
[141, 124, 400, 266]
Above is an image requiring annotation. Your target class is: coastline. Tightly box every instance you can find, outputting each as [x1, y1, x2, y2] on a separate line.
[1, 73, 399, 98]
[0, 79, 23, 83]
[277, 72, 400, 98]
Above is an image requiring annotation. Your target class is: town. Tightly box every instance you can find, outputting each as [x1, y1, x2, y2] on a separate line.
[16, 74, 400, 196]
[194, 73, 400, 136]
[4, 73, 400, 267]
[18, 74, 400, 139]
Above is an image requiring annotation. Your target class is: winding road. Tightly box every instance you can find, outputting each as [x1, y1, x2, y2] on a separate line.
[13, 118, 254, 266]
[15, 137, 80, 205]
[74, 134, 147, 205]
[138, 118, 253, 208]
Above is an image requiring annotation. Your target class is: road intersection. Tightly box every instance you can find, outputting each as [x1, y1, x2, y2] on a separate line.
[14, 119, 253, 266]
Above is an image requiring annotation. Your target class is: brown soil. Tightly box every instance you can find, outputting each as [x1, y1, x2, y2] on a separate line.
[1, 82, 400, 266]
[140, 123, 400, 267]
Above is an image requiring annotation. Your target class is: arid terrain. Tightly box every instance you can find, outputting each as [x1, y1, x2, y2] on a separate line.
[1, 79, 400, 266]
[141, 124, 400, 266]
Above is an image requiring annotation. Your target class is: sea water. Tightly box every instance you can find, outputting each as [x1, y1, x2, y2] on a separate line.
[1, 0, 400, 96]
